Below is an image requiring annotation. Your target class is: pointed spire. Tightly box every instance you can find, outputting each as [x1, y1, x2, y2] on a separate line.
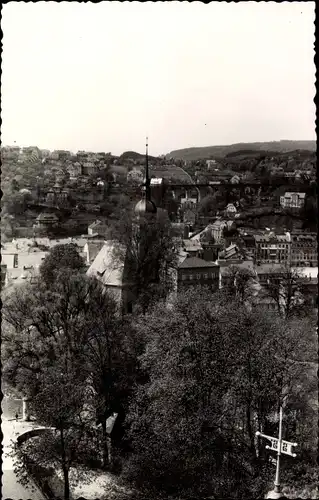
[145, 136, 150, 201]
[134, 136, 157, 215]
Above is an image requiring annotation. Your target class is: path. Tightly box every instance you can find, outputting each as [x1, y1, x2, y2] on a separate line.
[2, 396, 45, 500]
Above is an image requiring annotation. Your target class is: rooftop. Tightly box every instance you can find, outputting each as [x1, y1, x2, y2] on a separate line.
[36, 213, 59, 222]
[255, 263, 287, 274]
[255, 232, 290, 242]
[179, 256, 218, 269]
[283, 192, 306, 198]
[87, 241, 127, 287]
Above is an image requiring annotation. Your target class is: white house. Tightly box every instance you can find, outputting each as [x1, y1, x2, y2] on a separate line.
[225, 203, 237, 216]
[280, 192, 306, 209]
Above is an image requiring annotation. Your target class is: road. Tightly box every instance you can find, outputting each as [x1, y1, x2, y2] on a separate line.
[2, 397, 45, 500]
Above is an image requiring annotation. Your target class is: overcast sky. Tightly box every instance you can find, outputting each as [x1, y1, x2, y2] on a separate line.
[2, 1, 315, 156]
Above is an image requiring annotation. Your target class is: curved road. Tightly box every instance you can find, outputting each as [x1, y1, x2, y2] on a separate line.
[2, 397, 45, 500]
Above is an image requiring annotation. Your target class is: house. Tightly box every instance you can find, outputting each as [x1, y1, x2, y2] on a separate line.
[218, 243, 243, 261]
[150, 177, 163, 186]
[209, 219, 235, 243]
[1, 249, 48, 290]
[1, 252, 19, 269]
[86, 241, 135, 314]
[255, 232, 291, 265]
[82, 162, 99, 176]
[182, 239, 203, 258]
[177, 255, 219, 291]
[34, 213, 59, 230]
[255, 263, 287, 286]
[182, 208, 196, 226]
[230, 175, 240, 184]
[206, 159, 217, 170]
[280, 192, 306, 210]
[218, 260, 257, 290]
[297, 275, 318, 309]
[225, 203, 237, 217]
[46, 189, 56, 205]
[290, 232, 317, 267]
[88, 220, 109, 238]
[252, 287, 279, 312]
[67, 162, 82, 179]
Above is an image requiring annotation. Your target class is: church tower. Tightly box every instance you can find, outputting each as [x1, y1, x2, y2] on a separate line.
[134, 137, 157, 217]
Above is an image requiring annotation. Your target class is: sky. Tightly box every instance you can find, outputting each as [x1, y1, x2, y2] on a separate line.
[1, 1, 316, 156]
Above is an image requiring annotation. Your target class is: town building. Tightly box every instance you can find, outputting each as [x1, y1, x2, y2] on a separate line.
[280, 192, 306, 210]
[67, 162, 82, 179]
[230, 175, 241, 184]
[218, 260, 257, 291]
[82, 161, 99, 176]
[34, 213, 59, 230]
[218, 243, 243, 262]
[182, 207, 197, 226]
[182, 239, 203, 258]
[209, 219, 235, 243]
[177, 255, 219, 291]
[255, 263, 287, 286]
[88, 220, 110, 238]
[206, 159, 217, 169]
[225, 203, 237, 217]
[255, 231, 291, 265]
[88, 138, 160, 314]
[1, 246, 48, 290]
[290, 232, 317, 267]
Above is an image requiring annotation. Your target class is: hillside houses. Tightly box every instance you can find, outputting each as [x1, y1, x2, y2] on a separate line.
[280, 192, 306, 210]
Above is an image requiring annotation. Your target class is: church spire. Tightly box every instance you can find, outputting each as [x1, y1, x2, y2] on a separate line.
[134, 136, 157, 216]
[145, 136, 150, 202]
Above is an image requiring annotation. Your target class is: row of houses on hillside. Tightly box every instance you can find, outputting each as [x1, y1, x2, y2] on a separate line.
[86, 236, 317, 316]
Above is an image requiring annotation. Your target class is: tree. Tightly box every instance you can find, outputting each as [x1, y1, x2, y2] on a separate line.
[39, 243, 86, 286]
[111, 209, 179, 313]
[124, 288, 309, 499]
[198, 193, 221, 216]
[81, 282, 141, 468]
[2, 271, 140, 474]
[262, 265, 310, 319]
[222, 266, 260, 305]
[10, 365, 94, 500]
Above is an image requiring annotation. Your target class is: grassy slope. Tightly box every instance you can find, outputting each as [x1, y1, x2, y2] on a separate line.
[169, 140, 316, 161]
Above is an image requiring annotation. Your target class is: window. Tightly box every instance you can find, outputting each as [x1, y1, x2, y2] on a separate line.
[189, 274, 193, 280]
[13, 254, 18, 268]
[182, 274, 186, 281]
[204, 273, 208, 279]
[197, 274, 201, 280]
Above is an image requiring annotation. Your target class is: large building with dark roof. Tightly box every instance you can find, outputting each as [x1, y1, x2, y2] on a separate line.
[177, 255, 219, 291]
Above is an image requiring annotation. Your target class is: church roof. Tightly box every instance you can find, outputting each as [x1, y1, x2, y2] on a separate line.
[134, 199, 157, 215]
[87, 241, 127, 287]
